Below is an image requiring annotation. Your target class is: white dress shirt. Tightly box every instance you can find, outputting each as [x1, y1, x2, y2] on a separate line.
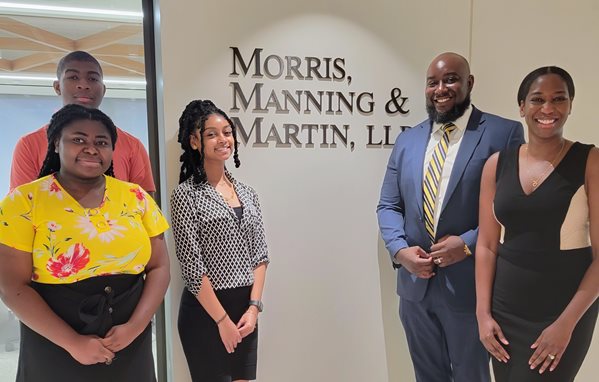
[422, 105, 473, 232]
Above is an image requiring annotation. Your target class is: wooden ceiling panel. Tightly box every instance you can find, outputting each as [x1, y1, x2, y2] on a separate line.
[24, 62, 58, 74]
[0, 16, 73, 51]
[75, 25, 142, 51]
[0, 15, 144, 78]
[12, 52, 64, 71]
[0, 58, 11, 71]
[99, 66, 142, 77]
[90, 43, 144, 57]
[0, 37, 62, 52]
[97, 55, 145, 75]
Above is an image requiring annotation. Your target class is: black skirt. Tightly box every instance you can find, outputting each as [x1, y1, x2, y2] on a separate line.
[178, 286, 258, 382]
[17, 274, 155, 382]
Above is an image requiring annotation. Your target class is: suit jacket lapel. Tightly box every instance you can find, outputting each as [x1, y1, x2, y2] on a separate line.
[411, 121, 432, 218]
[440, 107, 485, 214]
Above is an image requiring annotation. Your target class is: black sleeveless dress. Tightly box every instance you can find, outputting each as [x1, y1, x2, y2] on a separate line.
[491, 142, 598, 381]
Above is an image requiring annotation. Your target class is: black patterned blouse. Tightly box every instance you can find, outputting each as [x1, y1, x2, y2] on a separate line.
[170, 173, 269, 295]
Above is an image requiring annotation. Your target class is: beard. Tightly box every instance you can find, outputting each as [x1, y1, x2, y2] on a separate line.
[426, 93, 472, 124]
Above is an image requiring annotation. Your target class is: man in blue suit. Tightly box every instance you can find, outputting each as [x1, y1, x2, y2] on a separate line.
[377, 52, 524, 381]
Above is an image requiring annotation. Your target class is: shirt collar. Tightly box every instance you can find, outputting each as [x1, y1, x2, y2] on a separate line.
[431, 104, 473, 135]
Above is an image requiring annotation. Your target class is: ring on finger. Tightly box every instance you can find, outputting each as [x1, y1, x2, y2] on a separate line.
[433, 257, 442, 265]
[548, 354, 556, 360]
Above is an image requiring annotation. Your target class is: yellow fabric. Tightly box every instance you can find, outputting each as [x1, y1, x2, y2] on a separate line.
[0, 174, 169, 284]
[423, 123, 456, 243]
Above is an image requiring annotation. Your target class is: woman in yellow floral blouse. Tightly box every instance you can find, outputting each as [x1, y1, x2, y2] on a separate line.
[0, 104, 170, 381]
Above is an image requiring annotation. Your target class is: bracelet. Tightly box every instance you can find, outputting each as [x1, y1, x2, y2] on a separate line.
[215, 313, 228, 325]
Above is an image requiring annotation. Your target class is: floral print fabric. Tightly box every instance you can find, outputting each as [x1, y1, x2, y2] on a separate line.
[0, 174, 169, 284]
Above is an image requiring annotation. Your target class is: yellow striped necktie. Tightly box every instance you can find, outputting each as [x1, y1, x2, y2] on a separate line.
[423, 123, 457, 243]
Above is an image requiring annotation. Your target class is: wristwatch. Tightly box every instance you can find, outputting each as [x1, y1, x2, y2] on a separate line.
[464, 244, 472, 256]
[249, 300, 263, 312]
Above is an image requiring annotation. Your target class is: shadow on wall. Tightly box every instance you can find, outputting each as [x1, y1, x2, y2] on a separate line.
[377, 235, 415, 382]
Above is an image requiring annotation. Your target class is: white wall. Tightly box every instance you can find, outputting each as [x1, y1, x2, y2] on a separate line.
[154, 1, 598, 381]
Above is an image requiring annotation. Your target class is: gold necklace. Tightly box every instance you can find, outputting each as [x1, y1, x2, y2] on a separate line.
[525, 140, 565, 189]
[217, 179, 235, 202]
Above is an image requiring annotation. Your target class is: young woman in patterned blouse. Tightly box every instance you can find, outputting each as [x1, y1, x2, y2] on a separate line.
[0, 104, 170, 381]
[171, 99, 269, 381]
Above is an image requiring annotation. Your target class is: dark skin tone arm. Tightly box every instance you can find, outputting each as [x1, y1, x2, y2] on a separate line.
[0, 234, 170, 362]
[475, 153, 510, 363]
[0, 243, 115, 365]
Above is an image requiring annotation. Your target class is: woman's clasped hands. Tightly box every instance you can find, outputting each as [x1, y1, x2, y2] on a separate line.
[478, 313, 573, 374]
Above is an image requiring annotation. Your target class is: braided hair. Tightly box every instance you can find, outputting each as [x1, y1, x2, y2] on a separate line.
[38, 104, 118, 179]
[177, 99, 240, 184]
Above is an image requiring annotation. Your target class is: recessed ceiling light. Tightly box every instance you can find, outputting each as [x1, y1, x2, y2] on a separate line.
[0, 2, 143, 22]
[0, 74, 146, 86]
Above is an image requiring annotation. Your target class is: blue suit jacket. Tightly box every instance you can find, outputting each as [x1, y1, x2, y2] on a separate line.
[377, 106, 524, 311]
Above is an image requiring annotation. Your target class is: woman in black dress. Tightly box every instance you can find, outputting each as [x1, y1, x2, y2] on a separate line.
[476, 66, 598, 381]
[170, 100, 269, 382]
